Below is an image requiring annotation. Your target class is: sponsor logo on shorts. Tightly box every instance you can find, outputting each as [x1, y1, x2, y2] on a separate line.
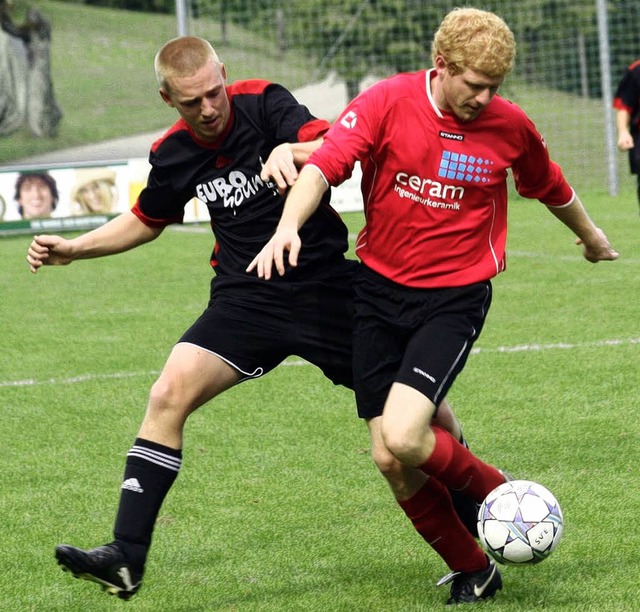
[413, 367, 436, 383]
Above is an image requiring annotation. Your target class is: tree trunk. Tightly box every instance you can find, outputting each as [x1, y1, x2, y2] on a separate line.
[0, 6, 62, 138]
[24, 8, 62, 137]
[0, 27, 28, 135]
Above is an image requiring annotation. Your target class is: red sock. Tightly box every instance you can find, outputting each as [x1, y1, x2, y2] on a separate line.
[419, 425, 504, 501]
[398, 477, 488, 573]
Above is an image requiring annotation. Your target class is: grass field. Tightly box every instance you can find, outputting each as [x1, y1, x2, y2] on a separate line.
[1, 193, 639, 611]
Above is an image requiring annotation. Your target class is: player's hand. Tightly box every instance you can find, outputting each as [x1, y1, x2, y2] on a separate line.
[574, 228, 619, 263]
[26, 234, 73, 273]
[259, 144, 297, 195]
[616, 132, 634, 152]
[246, 227, 301, 280]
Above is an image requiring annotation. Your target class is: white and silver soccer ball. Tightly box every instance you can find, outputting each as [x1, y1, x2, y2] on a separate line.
[477, 479, 564, 565]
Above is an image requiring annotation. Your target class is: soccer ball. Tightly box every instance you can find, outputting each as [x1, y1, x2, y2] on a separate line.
[477, 479, 564, 565]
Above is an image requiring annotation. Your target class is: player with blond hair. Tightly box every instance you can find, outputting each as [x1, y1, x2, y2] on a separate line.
[250, 7, 617, 604]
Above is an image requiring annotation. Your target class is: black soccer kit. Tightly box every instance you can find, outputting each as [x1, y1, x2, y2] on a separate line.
[132, 80, 357, 387]
[613, 60, 640, 177]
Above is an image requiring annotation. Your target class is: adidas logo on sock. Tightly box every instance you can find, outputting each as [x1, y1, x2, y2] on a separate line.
[121, 477, 144, 493]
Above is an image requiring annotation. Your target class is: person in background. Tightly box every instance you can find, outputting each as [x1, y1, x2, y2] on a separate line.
[613, 58, 640, 212]
[27, 36, 477, 602]
[71, 167, 117, 215]
[249, 8, 618, 604]
[15, 171, 58, 219]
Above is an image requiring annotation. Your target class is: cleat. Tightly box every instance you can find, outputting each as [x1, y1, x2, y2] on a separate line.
[438, 556, 502, 605]
[499, 469, 515, 483]
[55, 543, 142, 600]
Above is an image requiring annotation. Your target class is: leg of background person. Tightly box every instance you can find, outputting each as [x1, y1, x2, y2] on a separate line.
[367, 416, 487, 572]
[382, 383, 504, 504]
[430, 397, 480, 536]
[112, 343, 243, 570]
[431, 397, 461, 441]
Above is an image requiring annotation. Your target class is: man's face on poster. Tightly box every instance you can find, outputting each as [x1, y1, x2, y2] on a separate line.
[17, 176, 55, 219]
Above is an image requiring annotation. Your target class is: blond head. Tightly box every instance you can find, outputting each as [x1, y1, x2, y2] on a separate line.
[431, 8, 515, 78]
[154, 36, 221, 92]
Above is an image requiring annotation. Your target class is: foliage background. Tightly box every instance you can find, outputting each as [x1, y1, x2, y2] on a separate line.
[1, 0, 639, 196]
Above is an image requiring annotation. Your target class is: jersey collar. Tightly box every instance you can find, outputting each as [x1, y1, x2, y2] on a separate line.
[425, 68, 444, 119]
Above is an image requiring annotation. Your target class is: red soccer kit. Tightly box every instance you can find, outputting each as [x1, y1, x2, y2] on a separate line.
[307, 69, 575, 288]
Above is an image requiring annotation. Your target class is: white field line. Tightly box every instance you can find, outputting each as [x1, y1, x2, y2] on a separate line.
[2, 336, 638, 389]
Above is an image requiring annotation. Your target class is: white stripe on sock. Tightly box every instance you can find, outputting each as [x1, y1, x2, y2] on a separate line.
[127, 446, 182, 472]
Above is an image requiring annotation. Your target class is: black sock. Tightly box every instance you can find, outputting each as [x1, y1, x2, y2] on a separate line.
[113, 437, 182, 569]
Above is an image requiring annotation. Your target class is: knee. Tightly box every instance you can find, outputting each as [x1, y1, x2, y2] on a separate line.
[147, 374, 190, 416]
[371, 444, 426, 500]
[381, 420, 436, 466]
[371, 443, 403, 481]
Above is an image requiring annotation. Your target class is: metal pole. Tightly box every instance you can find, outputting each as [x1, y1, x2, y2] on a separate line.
[596, 0, 618, 196]
[176, 0, 188, 36]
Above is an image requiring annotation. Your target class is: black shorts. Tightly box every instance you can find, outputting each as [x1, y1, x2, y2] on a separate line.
[352, 265, 492, 419]
[629, 143, 640, 175]
[179, 259, 358, 388]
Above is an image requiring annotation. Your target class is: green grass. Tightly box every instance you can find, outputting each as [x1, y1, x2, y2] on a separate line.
[1, 195, 639, 611]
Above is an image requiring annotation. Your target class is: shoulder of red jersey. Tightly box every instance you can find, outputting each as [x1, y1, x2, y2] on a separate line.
[479, 95, 539, 135]
[487, 95, 529, 120]
[227, 79, 272, 96]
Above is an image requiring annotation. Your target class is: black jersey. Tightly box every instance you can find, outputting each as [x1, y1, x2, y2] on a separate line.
[613, 59, 640, 136]
[132, 80, 349, 279]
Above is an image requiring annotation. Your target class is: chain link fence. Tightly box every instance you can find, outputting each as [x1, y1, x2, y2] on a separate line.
[182, 0, 639, 194]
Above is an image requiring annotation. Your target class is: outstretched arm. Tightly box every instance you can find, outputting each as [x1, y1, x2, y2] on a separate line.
[546, 195, 618, 263]
[26, 210, 163, 273]
[247, 165, 328, 279]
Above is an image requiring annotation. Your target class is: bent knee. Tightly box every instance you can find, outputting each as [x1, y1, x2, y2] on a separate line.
[381, 425, 435, 466]
[372, 445, 427, 500]
[372, 444, 404, 480]
[147, 373, 194, 414]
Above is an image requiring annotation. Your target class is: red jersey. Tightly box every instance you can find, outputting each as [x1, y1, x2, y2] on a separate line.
[308, 69, 574, 288]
